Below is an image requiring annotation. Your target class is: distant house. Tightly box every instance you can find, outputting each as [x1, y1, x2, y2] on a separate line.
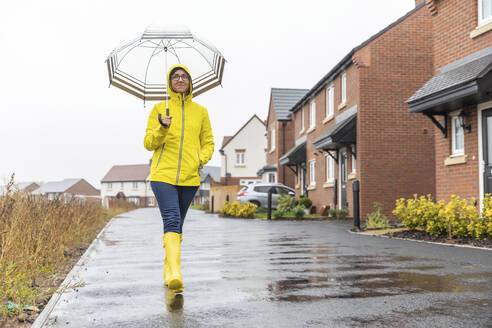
[219, 114, 266, 185]
[195, 165, 220, 204]
[0, 181, 40, 195]
[101, 164, 155, 208]
[259, 88, 309, 188]
[31, 179, 99, 201]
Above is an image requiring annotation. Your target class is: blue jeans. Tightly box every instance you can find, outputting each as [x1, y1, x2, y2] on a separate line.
[151, 181, 198, 234]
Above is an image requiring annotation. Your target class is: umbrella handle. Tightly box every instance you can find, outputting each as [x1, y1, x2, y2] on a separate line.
[158, 113, 170, 128]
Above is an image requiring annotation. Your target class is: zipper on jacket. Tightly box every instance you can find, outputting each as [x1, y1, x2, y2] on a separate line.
[197, 147, 201, 170]
[176, 96, 185, 184]
[155, 144, 165, 168]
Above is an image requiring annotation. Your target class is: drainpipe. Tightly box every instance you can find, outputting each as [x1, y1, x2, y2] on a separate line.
[282, 121, 286, 184]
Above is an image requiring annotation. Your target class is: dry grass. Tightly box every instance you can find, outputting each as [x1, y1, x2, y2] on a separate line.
[0, 175, 136, 324]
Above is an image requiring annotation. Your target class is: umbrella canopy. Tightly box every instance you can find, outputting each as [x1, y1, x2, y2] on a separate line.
[106, 25, 226, 102]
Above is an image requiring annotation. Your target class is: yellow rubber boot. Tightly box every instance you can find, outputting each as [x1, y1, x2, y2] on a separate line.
[163, 232, 183, 293]
[163, 234, 183, 287]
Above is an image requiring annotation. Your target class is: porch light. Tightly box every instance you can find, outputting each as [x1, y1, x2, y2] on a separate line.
[458, 111, 471, 133]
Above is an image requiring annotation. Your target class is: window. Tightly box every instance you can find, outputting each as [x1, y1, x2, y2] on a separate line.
[309, 100, 316, 128]
[270, 127, 276, 151]
[309, 160, 316, 186]
[268, 172, 276, 183]
[148, 197, 155, 206]
[301, 108, 305, 131]
[107, 183, 112, 191]
[132, 182, 138, 190]
[326, 155, 334, 182]
[351, 145, 356, 173]
[341, 72, 347, 104]
[120, 182, 124, 190]
[326, 85, 334, 118]
[479, 0, 492, 25]
[452, 116, 464, 155]
[297, 164, 301, 185]
[236, 151, 245, 164]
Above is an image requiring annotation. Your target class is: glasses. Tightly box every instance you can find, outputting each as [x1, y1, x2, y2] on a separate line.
[171, 74, 189, 81]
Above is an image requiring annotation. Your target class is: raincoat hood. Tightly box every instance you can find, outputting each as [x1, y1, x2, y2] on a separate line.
[167, 64, 193, 101]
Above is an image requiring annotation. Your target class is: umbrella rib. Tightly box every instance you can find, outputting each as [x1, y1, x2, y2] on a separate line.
[143, 40, 164, 91]
[177, 40, 213, 68]
[116, 39, 153, 71]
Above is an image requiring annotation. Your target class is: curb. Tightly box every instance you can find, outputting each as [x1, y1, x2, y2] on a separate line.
[348, 229, 492, 251]
[32, 218, 116, 328]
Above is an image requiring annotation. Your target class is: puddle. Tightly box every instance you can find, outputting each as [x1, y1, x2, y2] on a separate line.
[267, 270, 492, 302]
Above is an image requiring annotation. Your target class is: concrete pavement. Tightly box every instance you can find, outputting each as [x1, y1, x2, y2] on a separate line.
[36, 208, 492, 328]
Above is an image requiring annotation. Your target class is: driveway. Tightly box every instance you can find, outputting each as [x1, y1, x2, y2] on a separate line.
[37, 208, 492, 328]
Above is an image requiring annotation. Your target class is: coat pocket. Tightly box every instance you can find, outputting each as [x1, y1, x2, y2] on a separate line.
[197, 147, 202, 170]
[155, 143, 165, 168]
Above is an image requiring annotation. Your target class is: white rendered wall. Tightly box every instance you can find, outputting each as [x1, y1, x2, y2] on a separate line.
[221, 117, 266, 178]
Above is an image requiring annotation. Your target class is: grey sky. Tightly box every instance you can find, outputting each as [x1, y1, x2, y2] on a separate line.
[0, 0, 415, 188]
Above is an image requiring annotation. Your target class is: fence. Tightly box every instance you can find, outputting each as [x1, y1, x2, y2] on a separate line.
[209, 185, 243, 213]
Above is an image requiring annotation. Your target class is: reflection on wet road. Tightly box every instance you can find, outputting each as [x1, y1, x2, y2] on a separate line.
[44, 209, 492, 328]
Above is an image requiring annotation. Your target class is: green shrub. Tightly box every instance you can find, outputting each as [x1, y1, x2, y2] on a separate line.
[277, 194, 295, 213]
[273, 209, 285, 219]
[293, 205, 305, 219]
[297, 197, 312, 209]
[327, 208, 349, 219]
[365, 202, 390, 229]
[338, 208, 349, 219]
[393, 194, 492, 239]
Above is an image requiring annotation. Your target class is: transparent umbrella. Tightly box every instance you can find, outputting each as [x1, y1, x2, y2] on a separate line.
[105, 25, 226, 105]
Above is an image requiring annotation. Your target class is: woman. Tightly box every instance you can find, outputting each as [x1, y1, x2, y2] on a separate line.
[144, 64, 214, 293]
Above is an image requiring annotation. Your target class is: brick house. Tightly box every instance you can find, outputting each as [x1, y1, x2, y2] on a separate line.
[258, 88, 308, 188]
[194, 165, 220, 205]
[32, 178, 100, 202]
[219, 114, 266, 185]
[281, 2, 436, 219]
[101, 164, 156, 207]
[407, 0, 492, 205]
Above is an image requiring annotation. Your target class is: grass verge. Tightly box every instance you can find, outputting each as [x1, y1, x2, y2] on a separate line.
[0, 176, 136, 326]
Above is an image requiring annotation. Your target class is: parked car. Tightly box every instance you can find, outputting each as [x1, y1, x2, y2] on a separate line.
[237, 183, 295, 208]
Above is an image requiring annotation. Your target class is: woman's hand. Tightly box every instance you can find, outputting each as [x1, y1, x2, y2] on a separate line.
[158, 113, 172, 128]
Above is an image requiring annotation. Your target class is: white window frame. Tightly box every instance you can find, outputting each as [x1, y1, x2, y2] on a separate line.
[236, 151, 245, 165]
[120, 182, 124, 190]
[268, 172, 276, 183]
[326, 84, 334, 118]
[451, 116, 465, 156]
[132, 182, 138, 190]
[107, 183, 112, 191]
[270, 127, 276, 151]
[309, 159, 316, 186]
[326, 155, 334, 182]
[309, 100, 316, 128]
[478, 0, 492, 25]
[301, 108, 305, 131]
[341, 72, 347, 104]
[148, 197, 155, 206]
[351, 145, 356, 173]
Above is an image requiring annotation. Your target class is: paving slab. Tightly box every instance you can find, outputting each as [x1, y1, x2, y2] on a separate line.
[36, 208, 492, 328]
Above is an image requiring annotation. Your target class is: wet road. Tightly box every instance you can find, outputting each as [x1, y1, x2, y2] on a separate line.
[40, 208, 492, 328]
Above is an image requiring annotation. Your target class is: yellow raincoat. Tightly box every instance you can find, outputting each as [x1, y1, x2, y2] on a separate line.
[144, 64, 214, 186]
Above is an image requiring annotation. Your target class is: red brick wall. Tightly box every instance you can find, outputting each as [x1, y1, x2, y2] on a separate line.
[266, 96, 296, 189]
[304, 64, 359, 215]
[357, 5, 435, 220]
[432, 0, 492, 72]
[434, 106, 480, 201]
[430, 0, 492, 202]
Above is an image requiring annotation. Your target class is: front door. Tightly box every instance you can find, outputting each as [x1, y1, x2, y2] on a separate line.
[340, 150, 348, 209]
[482, 108, 492, 194]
